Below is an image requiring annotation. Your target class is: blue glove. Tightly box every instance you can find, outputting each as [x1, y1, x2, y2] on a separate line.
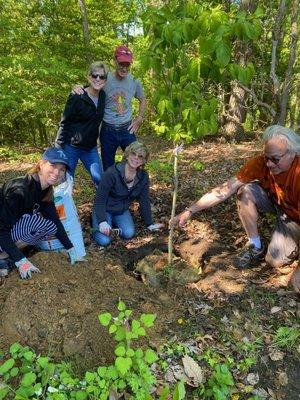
[66, 247, 85, 265]
[15, 257, 41, 279]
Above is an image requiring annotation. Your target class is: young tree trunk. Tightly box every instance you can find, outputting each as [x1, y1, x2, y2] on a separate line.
[78, 0, 92, 65]
[277, 0, 299, 125]
[222, 0, 257, 140]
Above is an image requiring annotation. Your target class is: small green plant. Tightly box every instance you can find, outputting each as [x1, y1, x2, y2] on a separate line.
[272, 326, 300, 349]
[0, 302, 186, 400]
[192, 161, 205, 172]
[147, 159, 173, 183]
[203, 364, 234, 400]
[97, 300, 158, 399]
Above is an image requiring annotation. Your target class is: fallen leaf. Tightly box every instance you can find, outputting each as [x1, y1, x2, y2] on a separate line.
[277, 371, 288, 386]
[182, 355, 204, 386]
[269, 350, 284, 361]
[252, 388, 268, 399]
[246, 372, 259, 385]
[270, 306, 281, 314]
[267, 387, 277, 399]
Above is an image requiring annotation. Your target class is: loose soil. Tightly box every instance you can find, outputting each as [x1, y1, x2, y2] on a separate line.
[0, 139, 299, 399]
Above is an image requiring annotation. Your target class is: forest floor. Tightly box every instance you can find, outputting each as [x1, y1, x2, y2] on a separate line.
[0, 137, 299, 400]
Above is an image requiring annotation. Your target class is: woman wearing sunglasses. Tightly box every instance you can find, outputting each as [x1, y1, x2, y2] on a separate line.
[91, 141, 163, 246]
[55, 61, 108, 186]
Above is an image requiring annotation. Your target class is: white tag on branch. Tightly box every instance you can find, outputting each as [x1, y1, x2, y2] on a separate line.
[182, 355, 204, 386]
[173, 142, 184, 155]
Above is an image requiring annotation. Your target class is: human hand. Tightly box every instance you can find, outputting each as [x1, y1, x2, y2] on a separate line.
[99, 221, 112, 236]
[128, 116, 143, 134]
[72, 85, 84, 95]
[67, 247, 85, 265]
[169, 210, 192, 229]
[289, 266, 300, 293]
[147, 223, 164, 232]
[15, 257, 41, 279]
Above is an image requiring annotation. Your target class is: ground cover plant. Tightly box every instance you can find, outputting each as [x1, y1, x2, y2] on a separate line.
[0, 140, 299, 400]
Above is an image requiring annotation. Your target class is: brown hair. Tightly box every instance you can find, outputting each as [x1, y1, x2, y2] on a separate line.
[28, 161, 54, 203]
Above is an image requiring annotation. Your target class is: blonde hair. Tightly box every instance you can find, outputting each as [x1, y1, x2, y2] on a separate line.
[122, 141, 150, 165]
[88, 61, 109, 77]
[28, 160, 54, 202]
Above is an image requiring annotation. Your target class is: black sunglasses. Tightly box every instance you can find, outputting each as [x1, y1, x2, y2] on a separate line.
[90, 73, 107, 80]
[263, 150, 289, 165]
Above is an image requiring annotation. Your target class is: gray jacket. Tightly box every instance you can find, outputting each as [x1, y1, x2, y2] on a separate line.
[93, 162, 153, 226]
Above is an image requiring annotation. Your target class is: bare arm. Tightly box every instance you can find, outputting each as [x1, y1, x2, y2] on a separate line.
[174, 177, 244, 227]
[128, 97, 147, 133]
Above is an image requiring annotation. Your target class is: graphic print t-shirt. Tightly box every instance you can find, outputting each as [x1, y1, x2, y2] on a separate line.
[103, 72, 144, 125]
[236, 155, 300, 223]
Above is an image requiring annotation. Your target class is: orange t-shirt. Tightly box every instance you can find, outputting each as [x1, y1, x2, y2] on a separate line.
[236, 155, 300, 223]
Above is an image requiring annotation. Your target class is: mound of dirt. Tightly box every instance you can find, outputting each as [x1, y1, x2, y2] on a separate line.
[0, 249, 182, 371]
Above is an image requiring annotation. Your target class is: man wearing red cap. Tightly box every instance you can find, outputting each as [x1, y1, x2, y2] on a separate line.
[99, 45, 147, 170]
[74, 45, 147, 171]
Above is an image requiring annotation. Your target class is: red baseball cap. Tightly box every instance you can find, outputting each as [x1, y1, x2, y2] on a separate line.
[115, 45, 133, 63]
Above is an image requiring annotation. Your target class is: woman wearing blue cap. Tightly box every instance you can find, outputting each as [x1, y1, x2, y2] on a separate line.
[0, 148, 82, 279]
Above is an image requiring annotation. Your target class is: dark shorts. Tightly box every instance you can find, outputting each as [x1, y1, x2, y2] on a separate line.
[241, 182, 300, 265]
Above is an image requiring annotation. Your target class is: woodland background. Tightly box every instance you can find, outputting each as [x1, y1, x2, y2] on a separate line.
[0, 0, 299, 147]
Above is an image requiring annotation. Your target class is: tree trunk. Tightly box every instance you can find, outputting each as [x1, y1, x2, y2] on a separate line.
[277, 0, 299, 125]
[78, 0, 92, 64]
[222, 0, 257, 140]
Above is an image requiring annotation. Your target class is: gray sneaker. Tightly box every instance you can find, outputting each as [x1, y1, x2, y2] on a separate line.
[235, 243, 265, 269]
[0, 258, 14, 277]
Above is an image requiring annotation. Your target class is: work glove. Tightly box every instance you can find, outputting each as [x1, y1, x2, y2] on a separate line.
[99, 221, 112, 236]
[66, 247, 85, 265]
[15, 257, 41, 279]
[147, 223, 164, 232]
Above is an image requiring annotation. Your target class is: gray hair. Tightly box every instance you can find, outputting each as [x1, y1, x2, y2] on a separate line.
[263, 125, 300, 154]
[88, 61, 109, 76]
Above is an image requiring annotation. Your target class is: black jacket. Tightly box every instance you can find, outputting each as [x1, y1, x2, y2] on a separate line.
[55, 90, 105, 150]
[0, 174, 73, 262]
[93, 162, 153, 226]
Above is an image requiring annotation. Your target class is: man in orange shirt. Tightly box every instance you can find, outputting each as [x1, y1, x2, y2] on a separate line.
[172, 125, 300, 293]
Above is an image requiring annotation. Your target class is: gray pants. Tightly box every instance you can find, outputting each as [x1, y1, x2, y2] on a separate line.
[239, 183, 300, 267]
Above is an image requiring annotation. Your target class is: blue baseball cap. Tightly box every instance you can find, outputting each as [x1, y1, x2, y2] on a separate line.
[42, 147, 70, 170]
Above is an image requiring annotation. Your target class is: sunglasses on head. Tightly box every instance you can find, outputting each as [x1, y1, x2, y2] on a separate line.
[90, 73, 107, 80]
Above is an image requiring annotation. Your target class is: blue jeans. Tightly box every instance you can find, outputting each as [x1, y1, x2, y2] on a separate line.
[92, 209, 135, 247]
[63, 145, 103, 186]
[100, 122, 136, 170]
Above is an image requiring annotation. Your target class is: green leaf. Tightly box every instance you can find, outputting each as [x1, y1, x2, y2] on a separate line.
[37, 357, 49, 369]
[124, 309, 132, 317]
[115, 357, 132, 376]
[85, 371, 95, 382]
[135, 349, 144, 359]
[109, 324, 117, 334]
[126, 348, 135, 358]
[173, 380, 186, 400]
[159, 385, 170, 400]
[131, 320, 141, 332]
[117, 301, 126, 311]
[0, 388, 10, 400]
[21, 372, 36, 387]
[115, 326, 126, 341]
[75, 390, 88, 400]
[0, 359, 15, 374]
[106, 366, 118, 380]
[10, 367, 19, 377]
[140, 314, 156, 328]
[137, 327, 146, 336]
[98, 313, 112, 326]
[9, 343, 21, 354]
[97, 366, 107, 378]
[144, 349, 159, 364]
[215, 42, 230, 67]
[115, 345, 126, 357]
[23, 351, 34, 361]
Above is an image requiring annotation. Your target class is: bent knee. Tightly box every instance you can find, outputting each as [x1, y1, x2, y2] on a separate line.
[265, 252, 286, 269]
[121, 229, 135, 240]
[92, 232, 111, 247]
